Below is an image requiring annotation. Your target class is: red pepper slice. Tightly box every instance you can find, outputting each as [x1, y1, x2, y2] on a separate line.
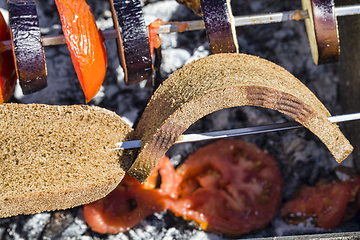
[281, 177, 360, 229]
[55, 0, 107, 103]
[0, 11, 16, 103]
[148, 19, 165, 57]
[84, 156, 175, 234]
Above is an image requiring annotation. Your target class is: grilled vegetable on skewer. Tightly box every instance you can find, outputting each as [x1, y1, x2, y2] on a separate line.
[200, 0, 238, 53]
[0, 3, 358, 75]
[126, 53, 353, 182]
[110, 0, 152, 85]
[0, 11, 15, 103]
[55, 0, 107, 103]
[148, 19, 165, 58]
[7, 0, 47, 95]
[302, 0, 340, 64]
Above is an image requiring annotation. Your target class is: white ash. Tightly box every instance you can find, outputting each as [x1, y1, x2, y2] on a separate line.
[23, 213, 52, 240]
[142, 0, 182, 23]
[0, 0, 358, 239]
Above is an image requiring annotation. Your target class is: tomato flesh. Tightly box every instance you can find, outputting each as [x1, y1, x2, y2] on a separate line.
[170, 139, 283, 236]
[0, 11, 16, 103]
[84, 156, 175, 234]
[281, 178, 360, 229]
[142, 154, 180, 199]
[55, 0, 107, 103]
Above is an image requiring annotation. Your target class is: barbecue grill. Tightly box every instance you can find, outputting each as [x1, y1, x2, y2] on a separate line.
[1, 0, 360, 239]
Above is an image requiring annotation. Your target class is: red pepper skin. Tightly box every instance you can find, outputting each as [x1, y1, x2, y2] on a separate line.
[55, 0, 107, 103]
[0, 11, 16, 104]
[148, 19, 165, 57]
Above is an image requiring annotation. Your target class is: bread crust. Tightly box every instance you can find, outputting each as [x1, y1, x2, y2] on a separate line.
[0, 103, 133, 218]
[127, 53, 353, 182]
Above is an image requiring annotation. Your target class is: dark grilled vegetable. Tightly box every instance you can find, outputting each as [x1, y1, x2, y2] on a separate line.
[302, 0, 339, 64]
[7, 0, 47, 95]
[200, 0, 238, 54]
[110, 0, 152, 85]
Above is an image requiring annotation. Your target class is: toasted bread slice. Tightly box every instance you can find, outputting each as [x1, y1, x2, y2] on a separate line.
[127, 53, 353, 182]
[0, 103, 133, 218]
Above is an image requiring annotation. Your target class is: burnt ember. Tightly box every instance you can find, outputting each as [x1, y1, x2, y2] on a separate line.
[0, 0, 359, 239]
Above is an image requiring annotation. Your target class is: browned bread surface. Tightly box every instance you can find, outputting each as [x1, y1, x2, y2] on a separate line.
[0, 103, 133, 218]
[127, 53, 353, 182]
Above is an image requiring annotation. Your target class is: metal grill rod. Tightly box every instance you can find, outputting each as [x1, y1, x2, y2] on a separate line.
[113, 112, 360, 150]
[1, 4, 360, 50]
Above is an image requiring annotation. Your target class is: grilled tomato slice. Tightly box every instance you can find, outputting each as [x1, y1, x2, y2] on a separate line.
[170, 139, 283, 236]
[0, 11, 16, 103]
[84, 156, 175, 234]
[281, 177, 360, 229]
[55, 0, 107, 103]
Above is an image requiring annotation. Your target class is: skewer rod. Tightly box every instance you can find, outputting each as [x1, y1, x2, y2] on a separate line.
[1, 4, 360, 51]
[335, 5, 360, 17]
[113, 112, 360, 150]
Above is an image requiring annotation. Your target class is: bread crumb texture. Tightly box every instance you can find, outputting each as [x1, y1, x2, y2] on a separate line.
[127, 53, 352, 182]
[0, 103, 133, 218]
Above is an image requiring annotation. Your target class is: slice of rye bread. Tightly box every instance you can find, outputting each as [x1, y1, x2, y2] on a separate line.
[0, 103, 133, 218]
[127, 53, 353, 182]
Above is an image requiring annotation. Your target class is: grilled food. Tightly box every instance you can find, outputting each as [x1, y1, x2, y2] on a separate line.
[127, 53, 353, 182]
[0, 103, 133, 218]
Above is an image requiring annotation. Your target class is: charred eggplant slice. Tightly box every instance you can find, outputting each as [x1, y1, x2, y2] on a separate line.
[7, 0, 47, 94]
[110, 0, 152, 85]
[200, 0, 238, 54]
[302, 0, 339, 64]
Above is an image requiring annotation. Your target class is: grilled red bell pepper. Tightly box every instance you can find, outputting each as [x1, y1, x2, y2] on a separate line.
[148, 19, 165, 57]
[0, 11, 16, 103]
[55, 0, 107, 103]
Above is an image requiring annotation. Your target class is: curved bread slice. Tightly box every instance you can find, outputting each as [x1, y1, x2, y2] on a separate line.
[0, 104, 133, 218]
[127, 53, 353, 182]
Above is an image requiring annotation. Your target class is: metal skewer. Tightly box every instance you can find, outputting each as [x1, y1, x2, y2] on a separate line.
[112, 112, 360, 150]
[1, 4, 360, 51]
